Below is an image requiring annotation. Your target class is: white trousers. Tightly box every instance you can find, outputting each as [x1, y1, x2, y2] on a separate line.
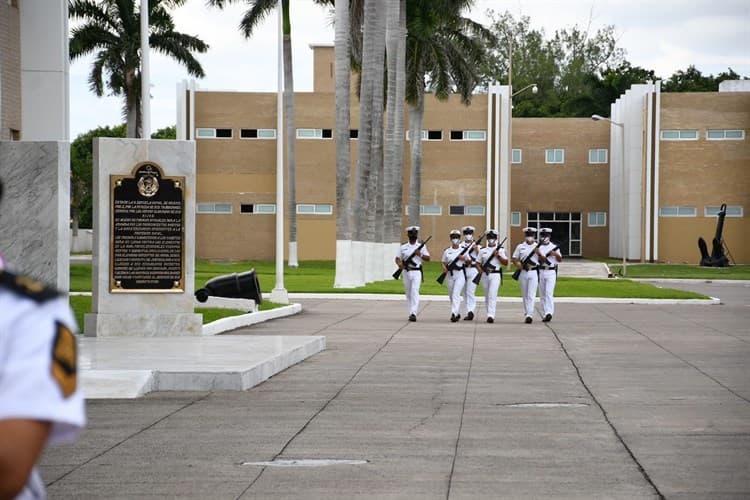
[538, 269, 557, 316]
[402, 269, 422, 315]
[482, 272, 501, 319]
[463, 267, 479, 314]
[519, 269, 538, 318]
[446, 269, 466, 316]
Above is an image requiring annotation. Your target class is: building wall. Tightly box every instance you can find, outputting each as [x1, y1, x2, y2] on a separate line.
[0, 1, 22, 140]
[657, 92, 750, 263]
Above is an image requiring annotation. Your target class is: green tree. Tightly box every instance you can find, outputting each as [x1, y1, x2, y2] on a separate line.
[661, 65, 743, 92]
[150, 124, 176, 139]
[70, 124, 126, 231]
[69, 0, 208, 138]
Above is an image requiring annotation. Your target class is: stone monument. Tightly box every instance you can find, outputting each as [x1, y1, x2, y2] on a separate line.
[84, 138, 201, 337]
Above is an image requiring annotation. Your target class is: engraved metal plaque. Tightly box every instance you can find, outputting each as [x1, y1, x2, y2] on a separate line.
[110, 162, 185, 293]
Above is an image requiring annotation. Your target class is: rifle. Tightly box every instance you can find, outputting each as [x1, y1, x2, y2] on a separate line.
[436, 234, 485, 285]
[512, 244, 559, 280]
[472, 237, 507, 285]
[392, 236, 432, 280]
[511, 242, 542, 281]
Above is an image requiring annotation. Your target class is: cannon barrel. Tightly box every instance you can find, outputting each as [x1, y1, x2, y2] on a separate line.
[195, 269, 263, 304]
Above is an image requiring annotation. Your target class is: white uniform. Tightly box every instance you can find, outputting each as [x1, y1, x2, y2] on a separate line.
[460, 241, 480, 316]
[478, 245, 507, 320]
[0, 271, 86, 500]
[512, 242, 541, 319]
[396, 241, 430, 317]
[441, 246, 467, 317]
[537, 241, 560, 318]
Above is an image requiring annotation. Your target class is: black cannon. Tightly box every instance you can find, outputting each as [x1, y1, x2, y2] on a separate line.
[698, 203, 731, 267]
[195, 269, 263, 304]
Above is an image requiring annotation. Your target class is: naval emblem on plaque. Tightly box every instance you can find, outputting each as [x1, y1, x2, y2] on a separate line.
[110, 162, 185, 292]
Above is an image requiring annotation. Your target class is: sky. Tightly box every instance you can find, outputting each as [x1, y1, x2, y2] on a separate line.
[68, 0, 750, 139]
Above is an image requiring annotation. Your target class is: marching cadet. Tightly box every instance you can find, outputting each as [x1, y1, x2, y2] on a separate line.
[395, 226, 430, 322]
[512, 227, 541, 324]
[476, 229, 508, 323]
[441, 229, 467, 322]
[537, 227, 562, 322]
[460, 226, 480, 321]
[0, 179, 86, 499]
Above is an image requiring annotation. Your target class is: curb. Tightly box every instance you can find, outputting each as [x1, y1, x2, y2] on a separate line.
[201, 303, 302, 335]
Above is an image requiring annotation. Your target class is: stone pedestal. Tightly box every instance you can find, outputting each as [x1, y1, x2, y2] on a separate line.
[84, 138, 201, 337]
[0, 141, 70, 291]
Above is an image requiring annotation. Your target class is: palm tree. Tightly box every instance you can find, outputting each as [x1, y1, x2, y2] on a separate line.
[69, 0, 208, 138]
[207, 0, 301, 267]
[405, 0, 491, 225]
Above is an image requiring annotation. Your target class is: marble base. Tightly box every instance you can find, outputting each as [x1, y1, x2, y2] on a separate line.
[84, 313, 203, 337]
[0, 141, 70, 290]
[79, 335, 326, 398]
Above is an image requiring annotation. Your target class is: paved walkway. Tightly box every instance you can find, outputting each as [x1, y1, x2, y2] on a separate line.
[41, 281, 749, 499]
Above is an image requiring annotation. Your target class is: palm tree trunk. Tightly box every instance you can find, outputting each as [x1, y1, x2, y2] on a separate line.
[333, 0, 355, 288]
[407, 89, 424, 227]
[383, 0, 400, 276]
[282, 0, 298, 268]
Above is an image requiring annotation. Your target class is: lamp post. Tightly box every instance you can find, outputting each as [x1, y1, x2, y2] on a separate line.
[592, 114, 626, 276]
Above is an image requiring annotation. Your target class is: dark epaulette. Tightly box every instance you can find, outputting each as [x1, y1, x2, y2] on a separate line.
[0, 269, 60, 303]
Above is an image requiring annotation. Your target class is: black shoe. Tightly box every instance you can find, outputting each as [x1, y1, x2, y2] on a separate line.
[543, 313, 552, 322]
[450, 314, 459, 322]
[524, 316, 533, 324]
[409, 314, 417, 322]
[486, 317, 494, 323]
[464, 311, 474, 321]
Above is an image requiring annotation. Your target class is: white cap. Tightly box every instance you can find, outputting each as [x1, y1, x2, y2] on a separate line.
[486, 228, 498, 237]
[540, 227, 552, 234]
[462, 225, 475, 233]
[406, 226, 420, 232]
[523, 227, 537, 233]
[450, 229, 461, 236]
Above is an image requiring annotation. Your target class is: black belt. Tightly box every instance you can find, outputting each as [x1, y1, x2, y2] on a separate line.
[489, 270, 502, 274]
[539, 265, 557, 271]
[405, 266, 422, 271]
[524, 265, 538, 271]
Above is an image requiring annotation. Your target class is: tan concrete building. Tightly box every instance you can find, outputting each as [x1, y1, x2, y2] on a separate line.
[0, 0, 22, 141]
[183, 46, 748, 264]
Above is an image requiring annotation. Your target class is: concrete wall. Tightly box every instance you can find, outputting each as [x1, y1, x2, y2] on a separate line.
[0, 141, 70, 290]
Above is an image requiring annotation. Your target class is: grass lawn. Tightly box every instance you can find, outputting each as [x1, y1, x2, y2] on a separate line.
[70, 260, 708, 300]
[608, 263, 750, 280]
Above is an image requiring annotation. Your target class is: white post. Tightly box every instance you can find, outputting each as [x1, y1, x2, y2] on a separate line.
[270, 0, 288, 304]
[485, 89, 493, 230]
[620, 123, 627, 276]
[140, 0, 150, 138]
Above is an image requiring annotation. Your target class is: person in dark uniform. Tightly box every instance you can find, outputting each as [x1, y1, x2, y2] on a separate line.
[0, 179, 86, 499]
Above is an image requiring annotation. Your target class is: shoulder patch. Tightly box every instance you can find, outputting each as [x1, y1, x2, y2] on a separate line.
[0, 270, 59, 302]
[52, 321, 77, 398]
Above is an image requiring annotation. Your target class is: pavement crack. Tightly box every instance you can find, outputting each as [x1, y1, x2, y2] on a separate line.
[46, 393, 211, 488]
[543, 321, 665, 500]
[408, 402, 446, 433]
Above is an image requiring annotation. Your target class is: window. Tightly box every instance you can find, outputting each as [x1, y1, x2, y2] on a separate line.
[512, 149, 522, 164]
[405, 205, 442, 216]
[659, 206, 696, 217]
[706, 129, 745, 140]
[588, 212, 607, 226]
[406, 130, 442, 141]
[350, 129, 359, 139]
[240, 203, 276, 214]
[196, 128, 232, 139]
[588, 149, 608, 164]
[240, 128, 276, 139]
[296, 204, 333, 215]
[545, 149, 564, 164]
[197, 203, 232, 214]
[704, 206, 743, 217]
[296, 128, 333, 139]
[660, 129, 698, 141]
[511, 212, 521, 226]
[449, 205, 485, 216]
[450, 130, 486, 141]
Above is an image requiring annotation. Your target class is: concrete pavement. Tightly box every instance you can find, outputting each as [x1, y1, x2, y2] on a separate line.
[40, 281, 749, 499]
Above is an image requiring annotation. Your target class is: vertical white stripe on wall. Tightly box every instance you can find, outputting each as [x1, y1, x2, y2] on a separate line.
[653, 81, 662, 261]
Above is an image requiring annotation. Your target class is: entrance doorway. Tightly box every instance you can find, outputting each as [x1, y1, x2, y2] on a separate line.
[527, 212, 582, 256]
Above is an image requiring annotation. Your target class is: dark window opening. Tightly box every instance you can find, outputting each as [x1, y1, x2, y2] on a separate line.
[350, 129, 359, 139]
[240, 204, 254, 213]
[240, 129, 258, 138]
[427, 130, 442, 140]
[450, 130, 463, 140]
[449, 205, 464, 215]
[322, 129, 333, 139]
[10, 129, 20, 141]
[216, 128, 232, 138]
